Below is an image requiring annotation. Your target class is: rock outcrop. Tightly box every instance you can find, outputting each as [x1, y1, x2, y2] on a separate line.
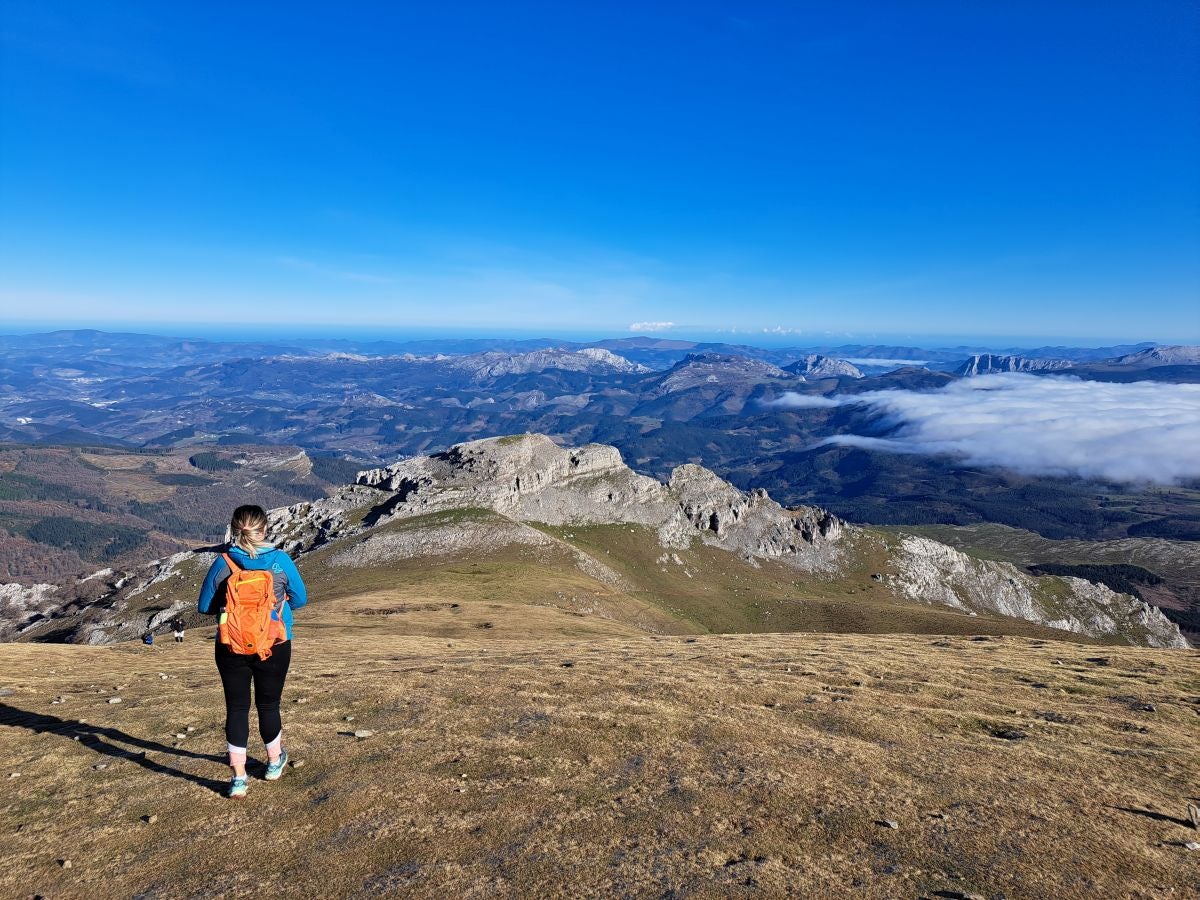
[784, 355, 864, 379]
[889, 536, 1188, 648]
[1108, 345, 1200, 368]
[652, 353, 796, 394]
[355, 435, 846, 571]
[955, 354, 1074, 377]
[0, 582, 61, 641]
[448, 348, 649, 380]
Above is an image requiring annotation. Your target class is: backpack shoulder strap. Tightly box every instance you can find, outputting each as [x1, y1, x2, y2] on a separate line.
[222, 552, 240, 572]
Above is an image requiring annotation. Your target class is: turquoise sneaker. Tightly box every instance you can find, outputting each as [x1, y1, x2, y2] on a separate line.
[228, 775, 249, 798]
[265, 749, 288, 781]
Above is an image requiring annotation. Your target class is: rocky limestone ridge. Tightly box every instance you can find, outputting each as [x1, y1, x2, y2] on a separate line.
[1, 434, 1189, 649]
[353, 434, 846, 571]
[0, 582, 61, 641]
[888, 540, 1185, 652]
[447, 348, 649, 380]
[1109, 345, 1200, 368]
[0, 563, 140, 642]
[784, 355, 864, 379]
[955, 354, 1074, 377]
[652, 353, 797, 394]
[576, 347, 651, 371]
[889, 536, 1187, 649]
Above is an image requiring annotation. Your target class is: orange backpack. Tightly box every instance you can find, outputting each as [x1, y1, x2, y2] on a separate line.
[218, 553, 287, 659]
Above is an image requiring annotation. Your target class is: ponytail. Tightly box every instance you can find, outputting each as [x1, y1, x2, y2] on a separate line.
[229, 504, 269, 559]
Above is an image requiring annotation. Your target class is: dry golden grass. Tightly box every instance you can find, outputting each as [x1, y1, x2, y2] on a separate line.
[5, 514, 1196, 896]
[1, 617, 1197, 899]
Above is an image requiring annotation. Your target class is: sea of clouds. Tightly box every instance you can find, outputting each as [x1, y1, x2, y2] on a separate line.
[764, 374, 1200, 485]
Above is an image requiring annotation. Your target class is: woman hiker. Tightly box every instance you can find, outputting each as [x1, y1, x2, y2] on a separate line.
[198, 504, 308, 798]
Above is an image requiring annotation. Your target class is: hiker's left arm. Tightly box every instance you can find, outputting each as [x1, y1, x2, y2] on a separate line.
[197, 557, 228, 615]
[280, 553, 308, 610]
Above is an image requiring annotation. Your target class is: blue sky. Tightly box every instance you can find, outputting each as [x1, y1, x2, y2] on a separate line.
[1, 1, 1197, 344]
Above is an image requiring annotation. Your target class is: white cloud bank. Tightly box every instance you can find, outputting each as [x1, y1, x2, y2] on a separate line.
[629, 321, 676, 332]
[773, 374, 1200, 485]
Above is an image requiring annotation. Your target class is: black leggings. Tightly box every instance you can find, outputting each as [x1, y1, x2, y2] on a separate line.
[215, 640, 292, 749]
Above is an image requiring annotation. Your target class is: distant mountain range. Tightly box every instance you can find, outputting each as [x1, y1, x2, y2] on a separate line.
[3, 330, 1199, 639]
[3, 330, 1195, 455]
[0, 328, 1167, 372]
[955, 346, 1200, 378]
[2, 329, 1198, 550]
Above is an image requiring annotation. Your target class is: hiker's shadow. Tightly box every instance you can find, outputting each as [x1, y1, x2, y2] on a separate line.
[0, 702, 228, 794]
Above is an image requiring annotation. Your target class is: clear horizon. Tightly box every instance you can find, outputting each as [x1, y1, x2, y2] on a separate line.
[2, 3, 1198, 339]
[0, 320, 1184, 352]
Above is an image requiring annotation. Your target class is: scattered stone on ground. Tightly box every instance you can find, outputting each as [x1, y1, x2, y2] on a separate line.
[991, 727, 1027, 740]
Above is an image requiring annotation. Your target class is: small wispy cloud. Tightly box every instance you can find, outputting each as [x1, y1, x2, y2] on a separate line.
[708, 325, 805, 336]
[769, 375, 1200, 485]
[629, 321, 676, 332]
[761, 393, 846, 409]
[277, 256, 394, 284]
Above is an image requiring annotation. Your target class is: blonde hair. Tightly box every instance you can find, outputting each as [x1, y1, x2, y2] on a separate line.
[230, 505, 269, 559]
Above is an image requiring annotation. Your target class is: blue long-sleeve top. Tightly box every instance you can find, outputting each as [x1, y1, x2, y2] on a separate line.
[197, 544, 308, 640]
